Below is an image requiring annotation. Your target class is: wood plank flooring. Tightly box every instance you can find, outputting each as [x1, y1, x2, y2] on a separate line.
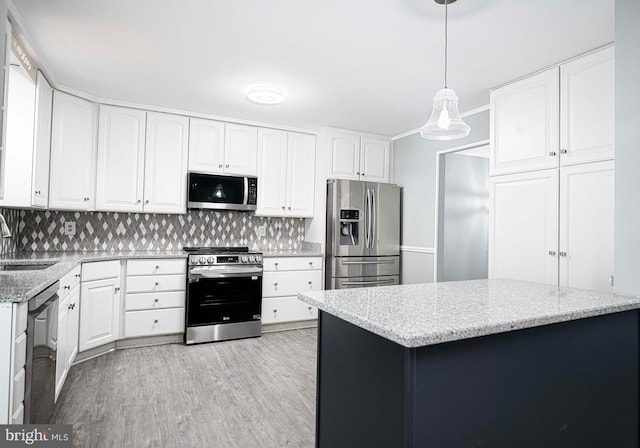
[52, 329, 317, 448]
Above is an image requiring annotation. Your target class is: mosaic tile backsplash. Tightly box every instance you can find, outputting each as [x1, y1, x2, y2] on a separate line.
[15, 209, 306, 252]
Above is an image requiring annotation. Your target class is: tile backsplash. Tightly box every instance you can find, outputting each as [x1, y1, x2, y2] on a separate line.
[0, 208, 20, 255]
[14, 209, 306, 252]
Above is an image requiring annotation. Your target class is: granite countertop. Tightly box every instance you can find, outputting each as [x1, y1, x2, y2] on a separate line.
[0, 250, 186, 304]
[298, 279, 640, 348]
[261, 249, 323, 257]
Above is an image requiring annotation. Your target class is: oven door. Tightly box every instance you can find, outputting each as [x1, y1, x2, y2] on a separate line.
[186, 266, 262, 326]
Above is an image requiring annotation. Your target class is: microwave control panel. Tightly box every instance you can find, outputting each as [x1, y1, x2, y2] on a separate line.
[248, 178, 258, 205]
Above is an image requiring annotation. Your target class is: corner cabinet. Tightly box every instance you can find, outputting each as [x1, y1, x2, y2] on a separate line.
[328, 130, 391, 183]
[49, 91, 97, 211]
[79, 260, 121, 352]
[490, 46, 614, 176]
[55, 266, 81, 401]
[256, 129, 315, 217]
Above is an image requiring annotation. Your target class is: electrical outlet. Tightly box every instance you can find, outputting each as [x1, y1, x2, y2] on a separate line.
[257, 225, 266, 237]
[64, 221, 76, 236]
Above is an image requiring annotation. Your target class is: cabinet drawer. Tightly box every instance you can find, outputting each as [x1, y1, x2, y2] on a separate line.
[263, 257, 322, 272]
[11, 403, 24, 425]
[125, 291, 185, 311]
[13, 332, 26, 377]
[127, 258, 186, 276]
[59, 266, 82, 297]
[82, 260, 120, 282]
[126, 274, 186, 293]
[262, 296, 318, 324]
[124, 308, 185, 338]
[13, 367, 25, 415]
[263, 270, 322, 298]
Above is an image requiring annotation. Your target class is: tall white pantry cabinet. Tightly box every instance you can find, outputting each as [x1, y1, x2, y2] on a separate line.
[489, 46, 615, 292]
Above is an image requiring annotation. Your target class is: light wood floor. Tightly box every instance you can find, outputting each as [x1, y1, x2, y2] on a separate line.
[53, 329, 317, 448]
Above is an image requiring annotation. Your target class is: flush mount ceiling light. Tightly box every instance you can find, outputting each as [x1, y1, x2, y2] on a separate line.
[420, 0, 471, 140]
[247, 85, 285, 105]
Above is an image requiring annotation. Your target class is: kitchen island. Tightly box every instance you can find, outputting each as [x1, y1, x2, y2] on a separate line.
[298, 279, 640, 448]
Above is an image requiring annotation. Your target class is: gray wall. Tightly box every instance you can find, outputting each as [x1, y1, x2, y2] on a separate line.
[393, 110, 489, 283]
[437, 153, 489, 282]
[614, 0, 640, 295]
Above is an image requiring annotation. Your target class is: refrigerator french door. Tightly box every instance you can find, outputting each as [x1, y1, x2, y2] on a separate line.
[326, 179, 400, 289]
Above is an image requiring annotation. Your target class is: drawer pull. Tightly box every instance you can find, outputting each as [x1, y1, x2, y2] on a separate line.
[64, 285, 70, 290]
[273, 282, 278, 287]
[155, 282, 159, 286]
[309, 262, 313, 267]
[308, 281, 312, 285]
[155, 265, 160, 270]
[154, 298, 159, 303]
[154, 319, 159, 324]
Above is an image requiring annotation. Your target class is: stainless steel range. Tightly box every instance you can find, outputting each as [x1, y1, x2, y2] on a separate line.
[184, 247, 263, 345]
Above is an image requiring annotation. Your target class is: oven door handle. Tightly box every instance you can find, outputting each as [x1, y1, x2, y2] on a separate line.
[189, 266, 263, 279]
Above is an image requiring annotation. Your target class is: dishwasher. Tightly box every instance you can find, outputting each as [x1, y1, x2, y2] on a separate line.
[24, 281, 59, 424]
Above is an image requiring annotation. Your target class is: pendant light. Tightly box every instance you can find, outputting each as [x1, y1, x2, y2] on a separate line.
[420, 0, 470, 140]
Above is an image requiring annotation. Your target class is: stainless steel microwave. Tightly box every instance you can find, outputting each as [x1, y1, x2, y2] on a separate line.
[187, 172, 258, 211]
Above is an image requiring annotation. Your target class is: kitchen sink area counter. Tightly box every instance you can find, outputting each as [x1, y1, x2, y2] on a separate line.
[301, 279, 640, 448]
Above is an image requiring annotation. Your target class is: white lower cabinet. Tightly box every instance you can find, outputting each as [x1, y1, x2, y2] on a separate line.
[262, 257, 322, 325]
[124, 258, 186, 338]
[79, 261, 121, 352]
[55, 266, 81, 401]
[1, 299, 28, 424]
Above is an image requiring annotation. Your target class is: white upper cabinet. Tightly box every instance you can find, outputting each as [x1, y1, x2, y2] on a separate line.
[188, 118, 225, 174]
[329, 132, 360, 180]
[143, 112, 189, 214]
[560, 46, 615, 166]
[256, 128, 288, 216]
[256, 129, 315, 217]
[559, 160, 615, 291]
[490, 67, 560, 176]
[224, 123, 258, 176]
[32, 71, 53, 208]
[489, 169, 559, 285]
[329, 130, 391, 182]
[286, 132, 315, 217]
[360, 138, 390, 182]
[95, 105, 146, 212]
[49, 91, 97, 211]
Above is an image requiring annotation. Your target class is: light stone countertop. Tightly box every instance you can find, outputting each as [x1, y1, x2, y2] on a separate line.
[297, 279, 640, 348]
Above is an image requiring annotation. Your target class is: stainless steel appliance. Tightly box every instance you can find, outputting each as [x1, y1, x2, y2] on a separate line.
[326, 179, 400, 289]
[25, 281, 59, 423]
[188, 172, 258, 211]
[184, 247, 263, 344]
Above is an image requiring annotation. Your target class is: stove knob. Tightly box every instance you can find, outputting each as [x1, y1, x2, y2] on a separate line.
[241, 255, 249, 263]
[208, 256, 215, 264]
[249, 255, 256, 263]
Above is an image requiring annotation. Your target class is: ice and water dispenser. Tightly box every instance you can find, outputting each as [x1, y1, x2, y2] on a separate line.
[339, 209, 359, 246]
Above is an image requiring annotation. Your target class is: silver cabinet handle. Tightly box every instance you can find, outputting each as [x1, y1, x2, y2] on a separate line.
[154, 298, 159, 303]
[549, 151, 557, 156]
[83, 197, 90, 201]
[282, 206, 285, 209]
[155, 282, 159, 286]
[288, 206, 291, 210]
[145, 200, 150, 204]
[155, 265, 160, 270]
[308, 281, 312, 285]
[218, 164, 223, 168]
[549, 251, 556, 256]
[226, 164, 230, 168]
[274, 262, 279, 269]
[136, 199, 141, 204]
[362, 173, 365, 177]
[154, 319, 158, 324]
[273, 282, 278, 286]
[560, 149, 568, 154]
[559, 252, 567, 257]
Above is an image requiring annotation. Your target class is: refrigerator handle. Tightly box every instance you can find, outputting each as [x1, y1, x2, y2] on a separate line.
[364, 189, 370, 248]
[371, 188, 376, 249]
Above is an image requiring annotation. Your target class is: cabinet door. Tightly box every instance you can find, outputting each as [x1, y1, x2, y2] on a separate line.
[79, 277, 120, 352]
[54, 294, 69, 401]
[490, 67, 560, 176]
[224, 123, 257, 176]
[329, 132, 360, 180]
[489, 169, 559, 285]
[188, 118, 225, 174]
[32, 71, 53, 208]
[286, 132, 315, 217]
[559, 161, 614, 291]
[360, 138, 390, 182]
[66, 285, 80, 368]
[49, 91, 97, 210]
[95, 105, 146, 212]
[255, 128, 287, 216]
[143, 112, 189, 214]
[560, 46, 615, 166]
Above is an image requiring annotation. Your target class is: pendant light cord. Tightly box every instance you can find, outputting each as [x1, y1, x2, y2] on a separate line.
[444, 0, 448, 88]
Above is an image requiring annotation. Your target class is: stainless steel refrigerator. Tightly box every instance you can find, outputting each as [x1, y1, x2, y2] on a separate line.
[325, 179, 400, 289]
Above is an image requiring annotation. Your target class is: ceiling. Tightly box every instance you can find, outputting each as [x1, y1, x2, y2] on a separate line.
[11, 0, 614, 137]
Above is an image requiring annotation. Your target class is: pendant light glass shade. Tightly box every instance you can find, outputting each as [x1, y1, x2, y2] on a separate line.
[419, 88, 470, 140]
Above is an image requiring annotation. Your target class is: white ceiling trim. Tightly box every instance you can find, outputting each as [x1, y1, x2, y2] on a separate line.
[391, 104, 490, 141]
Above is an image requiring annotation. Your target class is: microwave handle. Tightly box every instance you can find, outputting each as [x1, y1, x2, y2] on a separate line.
[244, 177, 249, 205]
